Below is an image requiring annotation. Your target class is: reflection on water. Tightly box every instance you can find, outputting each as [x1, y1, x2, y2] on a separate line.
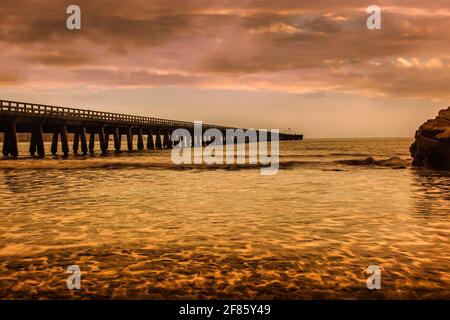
[411, 169, 450, 216]
[0, 138, 448, 299]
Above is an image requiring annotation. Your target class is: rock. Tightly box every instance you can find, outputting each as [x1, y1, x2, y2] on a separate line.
[410, 107, 450, 170]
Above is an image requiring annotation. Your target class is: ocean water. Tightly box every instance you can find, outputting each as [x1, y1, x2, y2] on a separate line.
[0, 138, 449, 299]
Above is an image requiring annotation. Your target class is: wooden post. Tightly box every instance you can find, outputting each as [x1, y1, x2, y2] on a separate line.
[162, 129, 169, 148]
[89, 132, 95, 153]
[113, 127, 121, 152]
[191, 130, 196, 148]
[80, 127, 88, 155]
[51, 133, 59, 156]
[147, 129, 154, 150]
[127, 127, 133, 152]
[61, 124, 69, 157]
[99, 127, 107, 154]
[2, 130, 10, 157]
[137, 127, 144, 150]
[8, 123, 18, 158]
[105, 132, 110, 149]
[36, 124, 45, 158]
[2, 123, 18, 157]
[73, 130, 80, 154]
[155, 129, 162, 149]
[29, 130, 37, 156]
[167, 130, 173, 148]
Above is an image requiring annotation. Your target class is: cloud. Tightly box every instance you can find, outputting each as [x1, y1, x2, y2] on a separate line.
[26, 50, 92, 66]
[1, 0, 450, 99]
[396, 57, 445, 69]
[397, 57, 414, 68]
[0, 72, 21, 85]
[249, 22, 303, 34]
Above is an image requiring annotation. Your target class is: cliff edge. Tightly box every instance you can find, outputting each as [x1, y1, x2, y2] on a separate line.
[410, 107, 450, 170]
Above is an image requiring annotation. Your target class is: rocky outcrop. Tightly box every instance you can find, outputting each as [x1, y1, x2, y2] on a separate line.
[410, 107, 450, 170]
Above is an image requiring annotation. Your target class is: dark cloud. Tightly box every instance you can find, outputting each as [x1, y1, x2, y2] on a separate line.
[1, 0, 450, 99]
[68, 68, 209, 86]
[0, 72, 21, 85]
[26, 50, 92, 66]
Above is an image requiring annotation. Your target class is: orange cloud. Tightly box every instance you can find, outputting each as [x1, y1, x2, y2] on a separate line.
[1, 0, 450, 99]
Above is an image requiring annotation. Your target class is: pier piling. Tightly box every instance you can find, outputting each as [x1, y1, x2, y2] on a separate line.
[29, 130, 37, 156]
[2, 130, 10, 156]
[73, 130, 80, 154]
[163, 130, 170, 148]
[0, 99, 303, 159]
[80, 127, 88, 155]
[89, 132, 95, 154]
[2, 122, 18, 158]
[190, 130, 195, 148]
[105, 132, 110, 150]
[99, 127, 107, 154]
[113, 127, 120, 152]
[61, 124, 69, 157]
[126, 127, 133, 152]
[8, 123, 18, 158]
[35, 124, 45, 157]
[51, 133, 59, 156]
[167, 130, 173, 148]
[155, 129, 162, 149]
[137, 127, 144, 150]
[147, 129, 154, 150]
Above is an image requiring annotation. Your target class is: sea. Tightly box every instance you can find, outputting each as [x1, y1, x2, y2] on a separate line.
[0, 138, 448, 299]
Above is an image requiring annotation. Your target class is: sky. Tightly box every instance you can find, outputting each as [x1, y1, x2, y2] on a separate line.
[0, 0, 449, 138]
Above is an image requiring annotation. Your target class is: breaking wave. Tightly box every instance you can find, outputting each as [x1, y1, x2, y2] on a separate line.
[334, 156, 411, 168]
[0, 155, 412, 171]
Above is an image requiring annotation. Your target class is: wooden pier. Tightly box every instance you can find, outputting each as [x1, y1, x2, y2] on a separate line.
[0, 99, 303, 158]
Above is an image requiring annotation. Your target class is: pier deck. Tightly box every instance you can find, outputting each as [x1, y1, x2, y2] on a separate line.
[0, 99, 303, 157]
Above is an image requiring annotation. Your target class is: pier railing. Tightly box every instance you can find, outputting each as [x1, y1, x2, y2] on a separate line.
[1, 99, 303, 158]
[0, 99, 222, 129]
[0, 99, 304, 137]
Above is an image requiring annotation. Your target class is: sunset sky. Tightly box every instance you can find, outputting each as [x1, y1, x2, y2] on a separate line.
[1, 0, 449, 137]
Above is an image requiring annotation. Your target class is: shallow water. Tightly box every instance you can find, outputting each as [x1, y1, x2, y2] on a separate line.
[0, 138, 449, 299]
